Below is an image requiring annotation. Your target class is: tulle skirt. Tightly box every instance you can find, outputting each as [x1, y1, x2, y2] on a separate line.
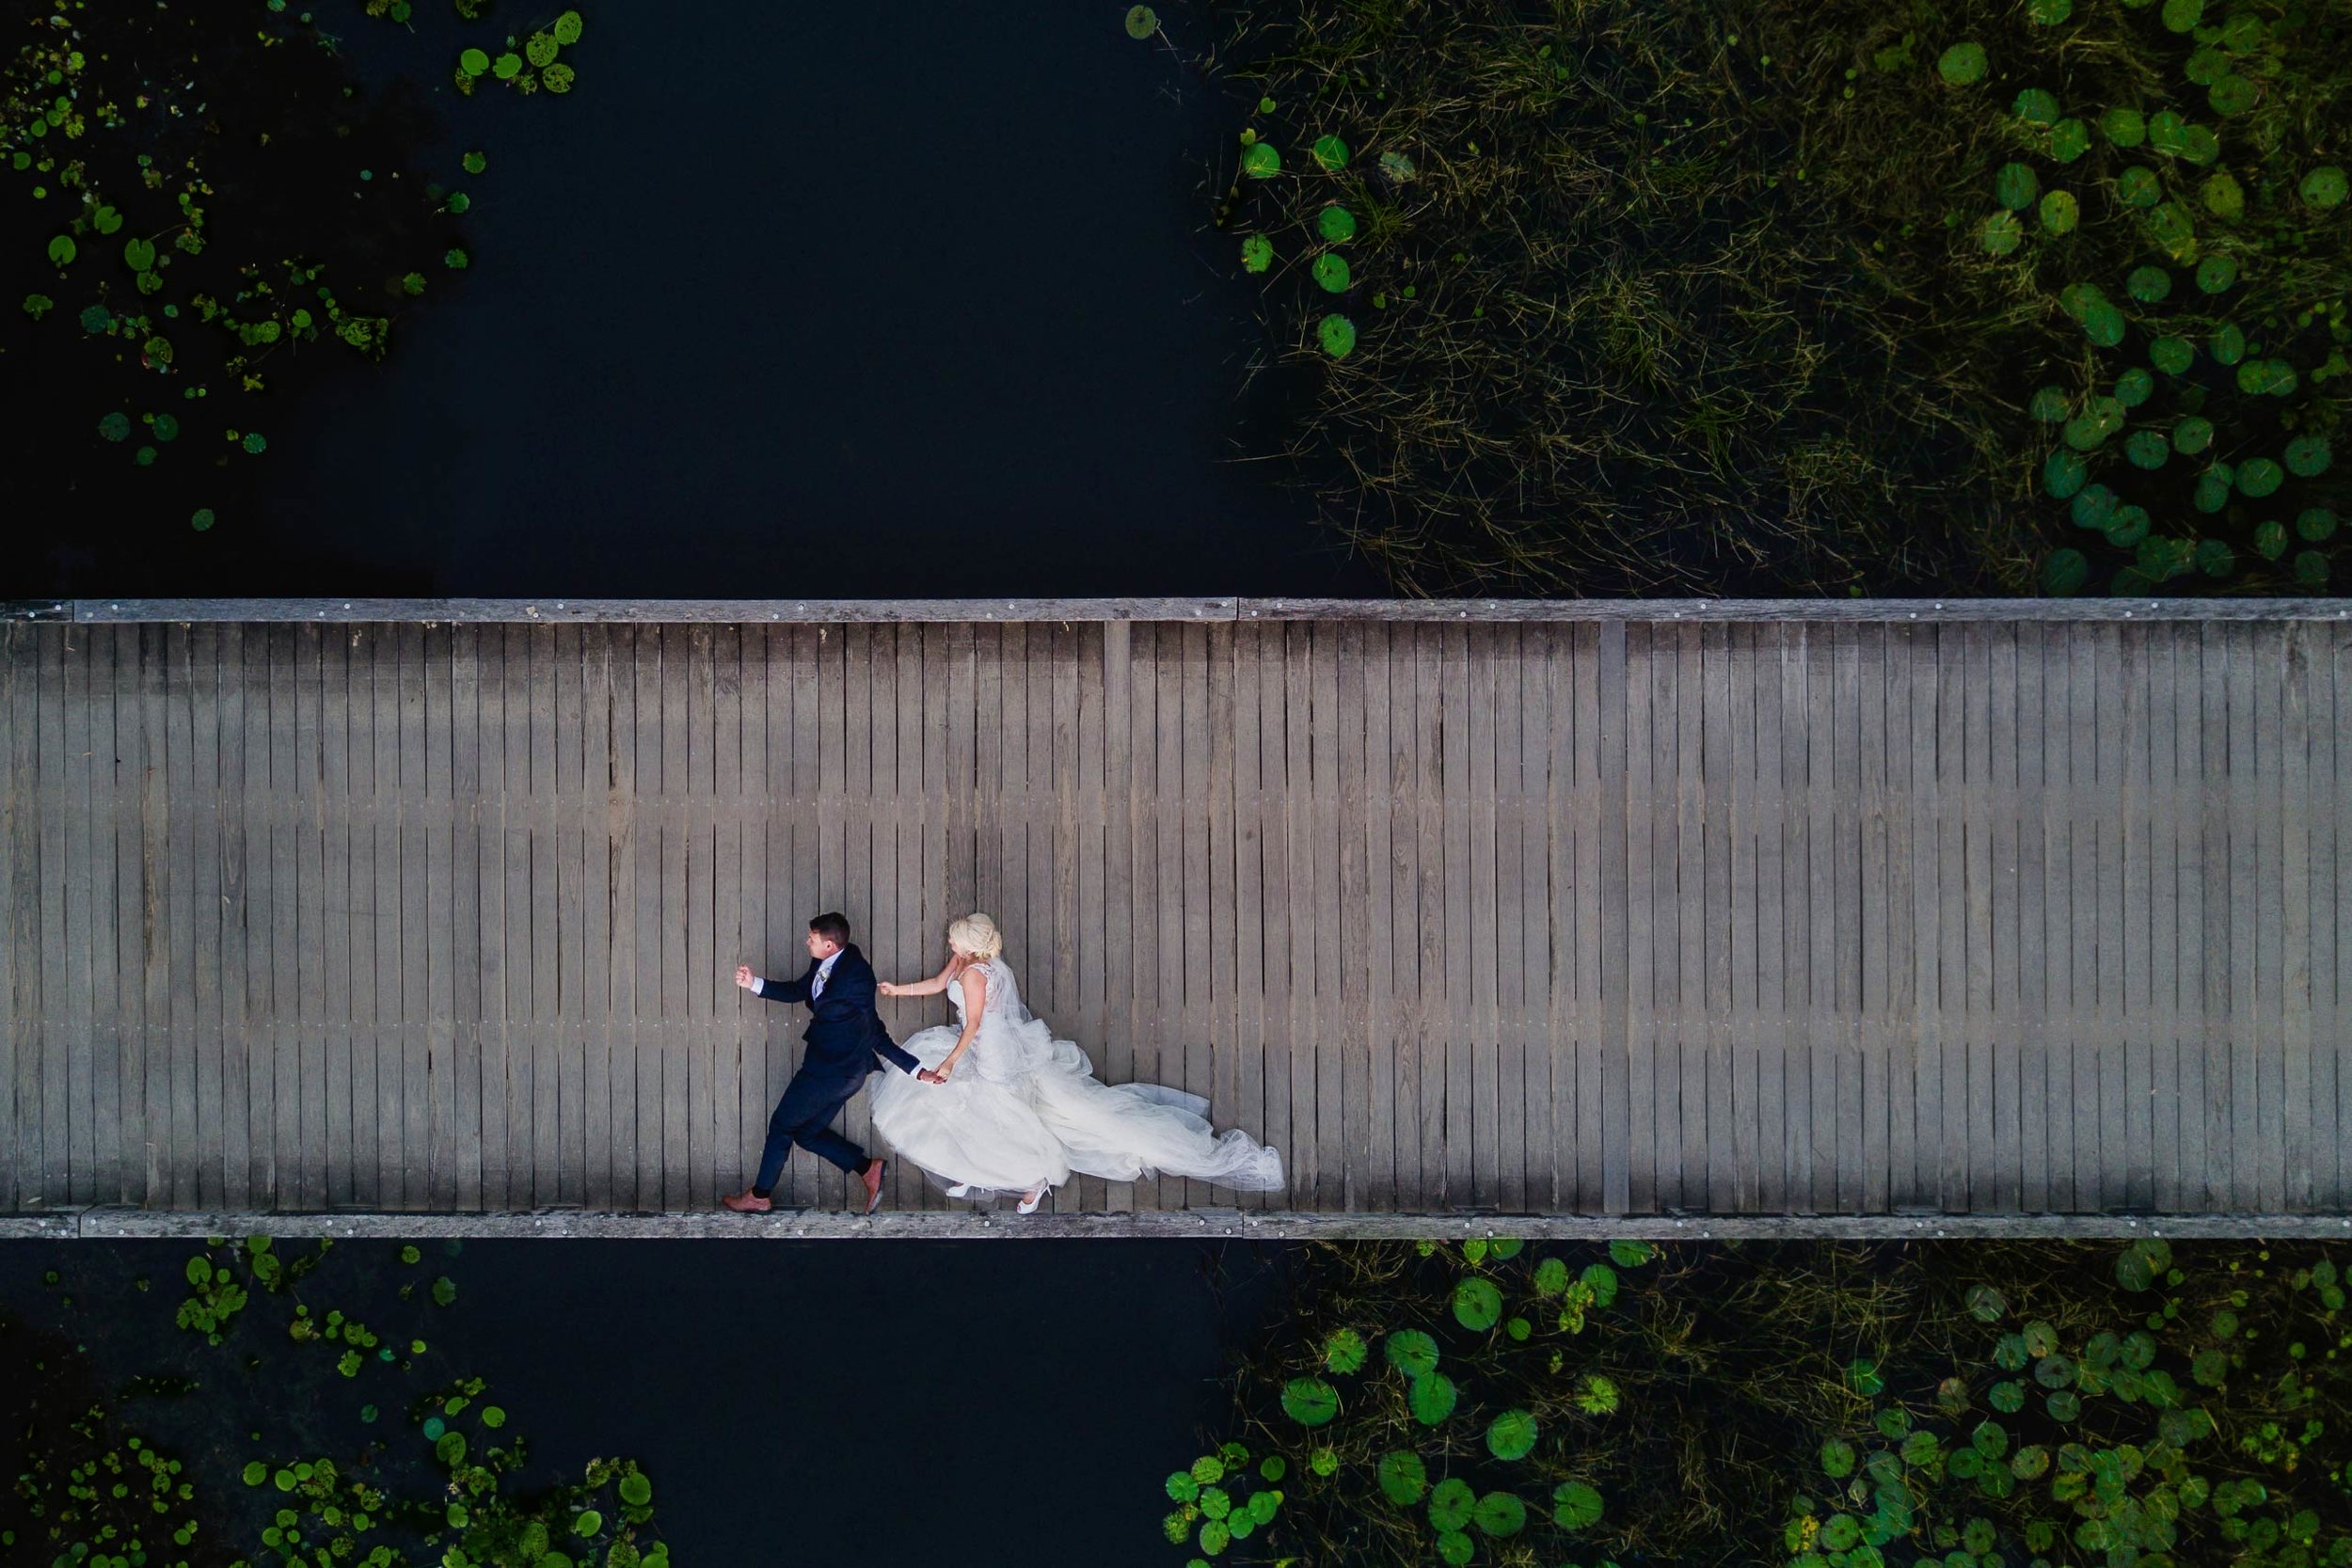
[868, 1020, 1286, 1197]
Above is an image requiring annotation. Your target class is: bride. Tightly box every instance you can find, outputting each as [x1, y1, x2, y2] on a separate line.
[870, 913, 1284, 1213]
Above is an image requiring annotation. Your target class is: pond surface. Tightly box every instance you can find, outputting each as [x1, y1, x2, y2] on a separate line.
[18, 6, 1379, 601]
[0, 1238, 1291, 1568]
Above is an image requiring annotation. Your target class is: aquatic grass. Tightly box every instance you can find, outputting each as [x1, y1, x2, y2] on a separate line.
[1153, 1238, 2352, 1566]
[1184, 0, 2350, 596]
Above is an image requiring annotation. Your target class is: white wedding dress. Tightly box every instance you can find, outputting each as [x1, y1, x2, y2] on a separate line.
[868, 957, 1285, 1198]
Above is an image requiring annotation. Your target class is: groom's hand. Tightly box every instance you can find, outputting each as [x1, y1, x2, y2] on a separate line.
[916, 1068, 946, 1085]
[733, 965, 758, 991]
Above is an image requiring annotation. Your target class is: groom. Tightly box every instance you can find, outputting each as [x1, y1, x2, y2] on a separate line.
[722, 911, 942, 1215]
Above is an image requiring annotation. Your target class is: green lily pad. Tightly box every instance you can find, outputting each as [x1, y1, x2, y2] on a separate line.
[1981, 211, 2025, 256]
[1994, 162, 2041, 210]
[1317, 312, 1357, 359]
[2124, 431, 2169, 469]
[1990, 1379, 2026, 1412]
[2170, 417, 2215, 454]
[2207, 74, 2257, 116]
[2302, 166, 2349, 210]
[190, 507, 216, 532]
[2071, 483, 2120, 530]
[460, 47, 490, 74]
[2027, 0, 2072, 21]
[1453, 1276, 1503, 1331]
[2195, 540, 2235, 578]
[2028, 385, 2070, 423]
[2048, 119, 2090, 163]
[124, 237, 156, 271]
[2162, 0, 2202, 31]
[553, 9, 583, 44]
[2042, 548, 2089, 595]
[2255, 520, 2289, 561]
[2195, 468, 2233, 512]
[2236, 457, 2284, 498]
[1472, 1492, 1526, 1538]
[2044, 450, 2089, 498]
[1377, 1450, 1427, 1504]
[1410, 1371, 1458, 1425]
[525, 32, 559, 68]
[2180, 124, 2220, 165]
[1243, 142, 1280, 178]
[1311, 135, 1349, 170]
[2298, 507, 2338, 541]
[1486, 1409, 1538, 1461]
[2284, 436, 2332, 478]
[1281, 1376, 1340, 1426]
[1847, 1358, 1885, 1396]
[2295, 550, 2328, 586]
[2201, 171, 2245, 220]
[2012, 87, 2059, 124]
[2117, 166, 2162, 208]
[98, 411, 132, 442]
[2125, 265, 2171, 303]
[2040, 190, 2079, 233]
[2106, 505, 2153, 547]
[1324, 1326, 1368, 1373]
[1552, 1480, 1604, 1529]
[1316, 204, 1357, 242]
[1821, 1438, 1858, 1478]
[1938, 42, 1989, 86]
[573, 1512, 602, 1538]
[2236, 358, 2296, 395]
[493, 53, 521, 79]
[2113, 366, 2154, 407]
[2150, 335, 2196, 374]
[541, 62, 574, 93]
[1429, 1478, 1474, 1533]
[45, 236, 78, 271]
[2208, 322, 2245, 364]
[2149, 109, 2190, 157]
[1434, 1528, 1472, 1565]
[1311, 253, 1352, 293]
[1123, 5, 1158, 39]
[2101, 107, 2147, 148]
[1240, 234, 1273, 274]
[1966, 1283, 2009, 1323]
[2195, 254, 2238, 293]
[1386, 1329, 1439, 1377]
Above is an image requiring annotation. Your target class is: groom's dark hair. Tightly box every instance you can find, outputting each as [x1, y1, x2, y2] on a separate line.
[808, 911, 851, 947]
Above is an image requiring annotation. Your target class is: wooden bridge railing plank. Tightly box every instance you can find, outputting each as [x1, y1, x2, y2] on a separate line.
[3, 608, 2346, 1218]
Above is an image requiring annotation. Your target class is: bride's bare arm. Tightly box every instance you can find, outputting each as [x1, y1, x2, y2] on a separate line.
[935, 967, 988, 1077]
[880, 952, 966, 999]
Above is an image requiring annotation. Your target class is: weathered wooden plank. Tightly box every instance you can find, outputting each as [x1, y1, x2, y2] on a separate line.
[1988, 623, 2023, 1213]
[2224, 623, 2258, 1212]
[1624, 623, 1659, 1212]
[1870, 620, 1906, 1212]
[83, 626, 122, 1203]
[1279, 625, 1317, 1212]
[2250, 623, 2286, 1212]
[1464, 624, 1502, 1208]
[2307, 625, 2343, 1208]
[1100, 620, 1136, 1212]
[446, 627, 485, 1212]
[2144, 622, 2182, 1213]
[2117, 623, 2154, 1212]
[1721, 624, 1757, 1212]
[1804, 625, 1838, 1213]
[1961, 622, 1996, 1212]
[554, 623, 591, 1209]
[1751, 624, 1788, 1215]
[1939, 624, 1973, 1210]
[3, 626, 37, 1208]
[1670, 624, 1708, 1212]
[374, 624, 411, 1211]
[1514, 625, 1552, 1211]
[1697, 623, 1735, 1213]
[323, 625, 362, 1209]
[1359, 622, 1398, 1207]
[1413, 624, 1448, 1209]
[2280, 621, 2312, 1211]
[1487, 625, 1526, 1211]
[44, 627, 80, 1205]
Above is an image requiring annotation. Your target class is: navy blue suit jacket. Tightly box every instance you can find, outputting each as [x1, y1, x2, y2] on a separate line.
[755, 943, 920, 1079]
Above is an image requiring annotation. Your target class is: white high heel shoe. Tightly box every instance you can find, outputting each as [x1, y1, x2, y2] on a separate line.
[1017, 1185, 1046, 1215]
[945, 1182, 971, 1198]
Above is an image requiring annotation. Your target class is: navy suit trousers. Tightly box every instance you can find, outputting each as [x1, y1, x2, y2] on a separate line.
[753, 1066, 870, 1191]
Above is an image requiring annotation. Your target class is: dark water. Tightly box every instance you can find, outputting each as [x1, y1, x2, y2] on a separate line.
[19, 6, 1381, 600]
[0, 1239, 1292, 1568]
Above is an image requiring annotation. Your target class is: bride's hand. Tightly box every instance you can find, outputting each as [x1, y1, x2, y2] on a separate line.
[879, 981, 899, 997]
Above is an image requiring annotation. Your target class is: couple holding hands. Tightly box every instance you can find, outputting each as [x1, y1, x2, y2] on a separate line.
[722, 911, 1284, 1215]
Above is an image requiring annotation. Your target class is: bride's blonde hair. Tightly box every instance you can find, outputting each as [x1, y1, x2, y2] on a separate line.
[947, 912, 1004, 962]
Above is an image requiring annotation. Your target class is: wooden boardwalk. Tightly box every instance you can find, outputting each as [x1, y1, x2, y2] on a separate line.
[2, 597, 2347, 1222]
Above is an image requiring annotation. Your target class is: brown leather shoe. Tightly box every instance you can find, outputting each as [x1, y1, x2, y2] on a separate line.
[720, 1190, 771, 1213]
[859, 1158, 886, 1215]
